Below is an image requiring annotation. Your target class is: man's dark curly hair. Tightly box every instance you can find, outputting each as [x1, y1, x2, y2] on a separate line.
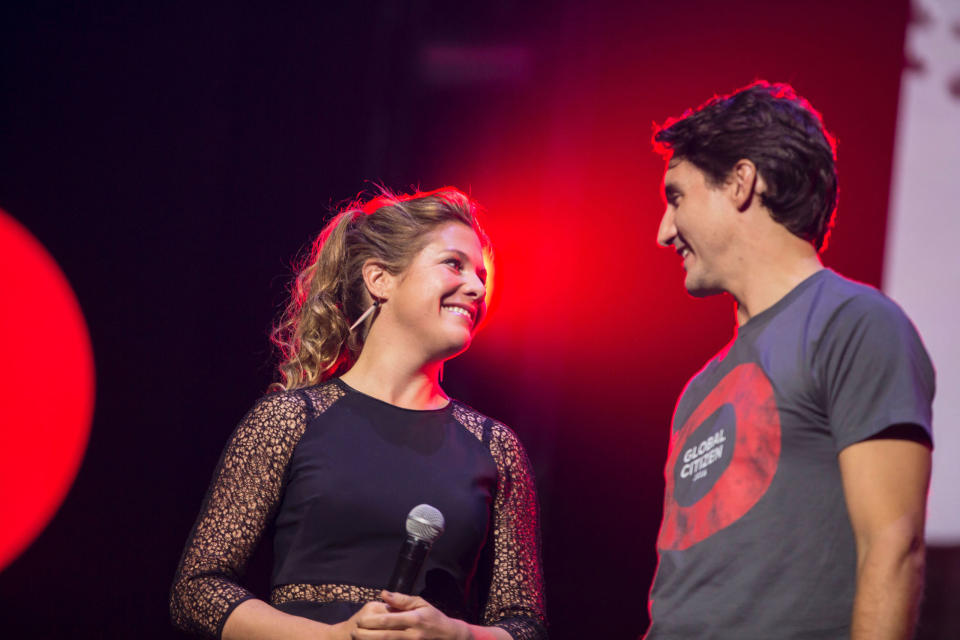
[653, 81, 838, 251]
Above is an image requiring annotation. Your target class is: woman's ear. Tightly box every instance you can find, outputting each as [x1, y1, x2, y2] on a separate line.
[730, 159, 761, 211]
[361, 259, 394, 302]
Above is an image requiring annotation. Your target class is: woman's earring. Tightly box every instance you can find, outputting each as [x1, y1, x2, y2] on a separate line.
[349, 300, 379, 332]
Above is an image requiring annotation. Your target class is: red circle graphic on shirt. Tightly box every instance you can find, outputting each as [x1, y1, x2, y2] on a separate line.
[0, 209, 95, 571]
[657, 362, 780, 550]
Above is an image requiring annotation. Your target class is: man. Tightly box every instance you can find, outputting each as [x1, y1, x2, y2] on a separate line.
[645, 82, 934, 639]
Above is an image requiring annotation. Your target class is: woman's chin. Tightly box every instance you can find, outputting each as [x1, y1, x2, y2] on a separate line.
[432, 335, 472, 362]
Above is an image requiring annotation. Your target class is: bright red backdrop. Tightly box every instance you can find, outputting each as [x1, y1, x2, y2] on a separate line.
[0, 209, 95, 571]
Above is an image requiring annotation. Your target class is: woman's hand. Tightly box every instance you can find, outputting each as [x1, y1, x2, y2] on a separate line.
[325, 601, 389, 640]
[348, 590, 471, 640]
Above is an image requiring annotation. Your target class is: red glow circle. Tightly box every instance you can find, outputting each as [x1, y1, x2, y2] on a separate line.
[0, 208, 95, 571]
[658, 363, 781, 550]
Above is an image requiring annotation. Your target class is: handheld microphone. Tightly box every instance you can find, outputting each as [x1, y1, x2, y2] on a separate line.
[386, 504, 445, 594]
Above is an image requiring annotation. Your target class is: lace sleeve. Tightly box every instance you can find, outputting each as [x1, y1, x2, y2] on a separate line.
[483, 421, 548, 640]
[169, 391, 308, 638]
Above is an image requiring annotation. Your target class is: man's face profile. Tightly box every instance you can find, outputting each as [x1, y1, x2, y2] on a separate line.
[658, 159, 736, 298]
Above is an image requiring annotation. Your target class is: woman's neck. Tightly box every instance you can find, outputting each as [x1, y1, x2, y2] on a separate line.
[339, 349, 448, 410]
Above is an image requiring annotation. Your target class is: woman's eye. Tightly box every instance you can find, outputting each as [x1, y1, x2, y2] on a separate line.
[445, 258, 463, 270]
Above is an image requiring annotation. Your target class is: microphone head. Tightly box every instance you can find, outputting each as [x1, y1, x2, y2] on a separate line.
[405, 504, 445, 544]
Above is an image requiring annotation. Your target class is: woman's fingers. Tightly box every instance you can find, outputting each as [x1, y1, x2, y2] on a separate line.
[380, 590, 428, 611]
[355, 608, 422, 630]
[354, 594, 418, 628]
[350, 615, 417, 640]
[350, 631, 407, 640]
[353, 594, 467, 639]
[354, 601, 390, 617]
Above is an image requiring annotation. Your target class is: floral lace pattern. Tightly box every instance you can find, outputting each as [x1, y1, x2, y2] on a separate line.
[170, 382, 546, 639]
[272, 582, 381, 605]
[169, 390, 312, 637]
[482, 418, 548, 639]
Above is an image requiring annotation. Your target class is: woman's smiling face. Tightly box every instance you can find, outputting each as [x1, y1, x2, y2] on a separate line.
[380, 221, 487, 361]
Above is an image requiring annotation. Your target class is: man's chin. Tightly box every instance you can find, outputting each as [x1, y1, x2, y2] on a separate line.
[684, 277, 724, 298]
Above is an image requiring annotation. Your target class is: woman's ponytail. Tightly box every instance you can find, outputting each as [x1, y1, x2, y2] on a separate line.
[270, 210, 358, 390]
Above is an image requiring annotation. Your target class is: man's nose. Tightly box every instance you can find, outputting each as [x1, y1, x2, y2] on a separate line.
[657, 206, 676, 247]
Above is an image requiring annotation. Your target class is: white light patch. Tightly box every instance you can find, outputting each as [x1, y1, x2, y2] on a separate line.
[884, 0, 960, 545]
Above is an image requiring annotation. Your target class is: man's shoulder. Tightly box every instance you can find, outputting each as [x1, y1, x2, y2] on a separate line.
[770, 269, 910, 337]
[817, 268, 888, 300]
[810, 269, 914, 331]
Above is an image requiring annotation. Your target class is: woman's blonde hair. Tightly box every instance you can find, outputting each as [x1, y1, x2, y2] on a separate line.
[270, 186, 488, 391]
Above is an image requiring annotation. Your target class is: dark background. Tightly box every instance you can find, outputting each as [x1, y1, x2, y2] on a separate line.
[0, 1, 927, 637]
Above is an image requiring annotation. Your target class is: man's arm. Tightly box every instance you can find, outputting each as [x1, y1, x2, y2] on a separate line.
[838, 432, 931, 640]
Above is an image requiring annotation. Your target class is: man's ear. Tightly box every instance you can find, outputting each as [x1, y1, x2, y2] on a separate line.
[361, 259, 394, 302]
[730, 159, 761, 211]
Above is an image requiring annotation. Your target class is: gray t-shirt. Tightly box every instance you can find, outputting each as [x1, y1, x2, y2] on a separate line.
[646, 269, 934, 639]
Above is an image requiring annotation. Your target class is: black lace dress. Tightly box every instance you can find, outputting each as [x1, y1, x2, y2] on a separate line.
[170, 379, 547, 639]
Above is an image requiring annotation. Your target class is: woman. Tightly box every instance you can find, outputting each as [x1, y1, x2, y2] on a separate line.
[170, 187, 547, 640]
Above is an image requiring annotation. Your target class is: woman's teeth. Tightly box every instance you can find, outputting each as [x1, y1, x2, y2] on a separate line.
[443, 305, 471, 320]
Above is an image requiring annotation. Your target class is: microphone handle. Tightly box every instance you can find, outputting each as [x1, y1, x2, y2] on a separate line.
[387, 537, 431, 594]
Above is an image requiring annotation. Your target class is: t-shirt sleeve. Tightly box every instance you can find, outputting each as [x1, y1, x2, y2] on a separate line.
[483, 422, 548, 640]
[169, 391, 307, 638]
[817, 293, 935, 452]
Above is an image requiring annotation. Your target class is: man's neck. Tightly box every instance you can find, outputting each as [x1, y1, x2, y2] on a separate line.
[731, 234, 823, 326]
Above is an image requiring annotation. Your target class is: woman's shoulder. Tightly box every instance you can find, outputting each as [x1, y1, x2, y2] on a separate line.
[295, 378, 349, 417]
[232, 388, 308, 443]
[448, 398, 526, 452]
[239, 380, 345, 434]
[448, 397, 491, 438]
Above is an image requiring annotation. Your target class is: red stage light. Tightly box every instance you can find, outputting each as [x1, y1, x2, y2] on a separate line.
[0, 209, 95, 572]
